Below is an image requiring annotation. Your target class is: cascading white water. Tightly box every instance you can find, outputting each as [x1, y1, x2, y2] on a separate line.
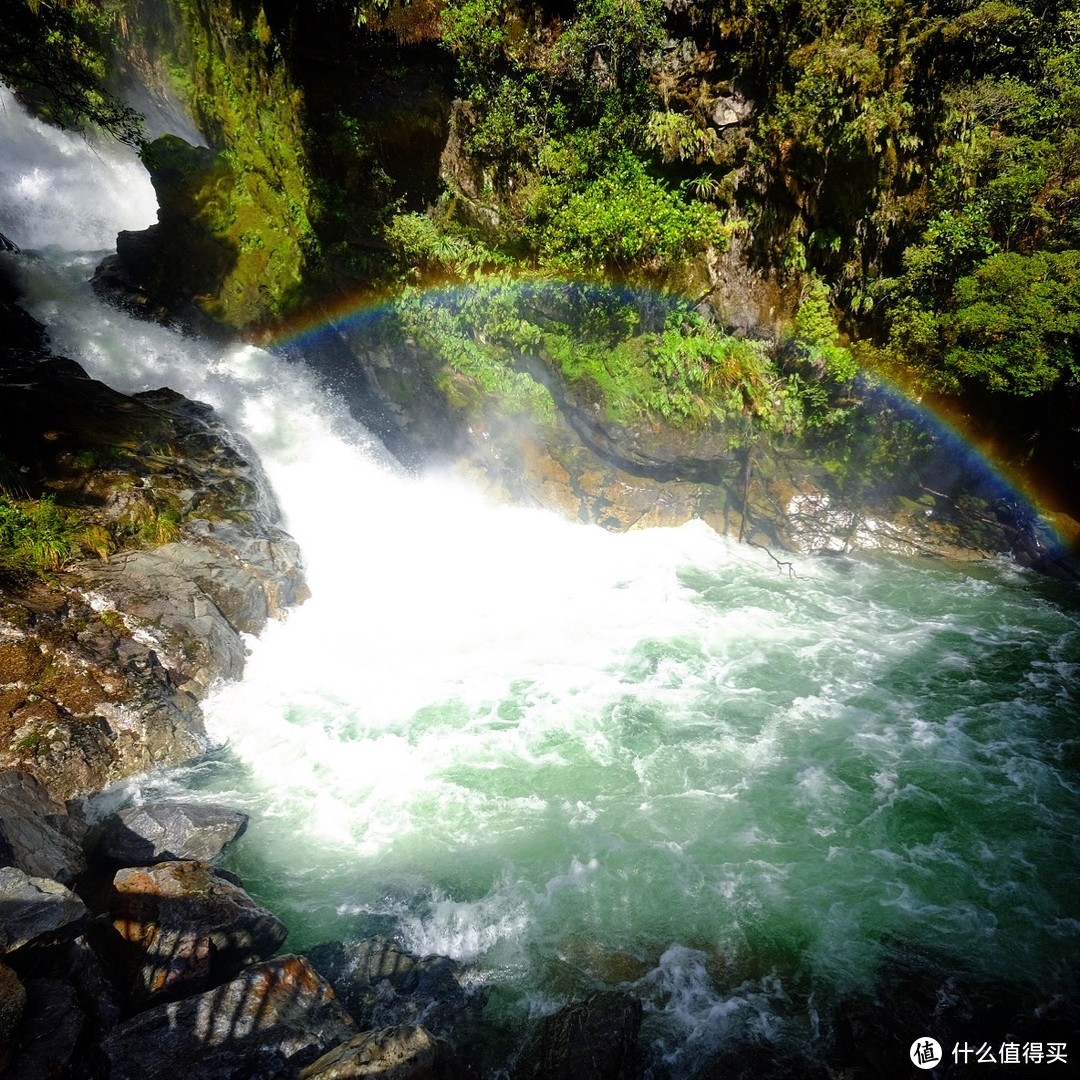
[3, 87, 1078, 1075]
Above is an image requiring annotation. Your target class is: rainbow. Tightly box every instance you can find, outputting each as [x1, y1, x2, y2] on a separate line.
[263, 278, 1079, 570]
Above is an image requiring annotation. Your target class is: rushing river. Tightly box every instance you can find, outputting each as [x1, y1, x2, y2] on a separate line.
[2, 88, 1078, 1075]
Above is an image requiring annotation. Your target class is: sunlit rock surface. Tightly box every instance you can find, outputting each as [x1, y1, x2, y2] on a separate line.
[110, 859, 288, 1006]
[98, 954, 357, 1080]
[96, 801, 248, 866]
[299, 1024, 443, 1080]
[0, 769, 86, 883]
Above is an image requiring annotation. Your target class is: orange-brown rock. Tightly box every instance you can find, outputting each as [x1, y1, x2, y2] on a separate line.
[110, 860, 287, 1006]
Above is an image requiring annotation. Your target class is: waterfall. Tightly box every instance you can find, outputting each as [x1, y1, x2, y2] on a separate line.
[2, 86, 1078, 1075]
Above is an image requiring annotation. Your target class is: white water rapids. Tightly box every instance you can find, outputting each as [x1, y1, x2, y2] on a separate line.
[2, 88, 1078, 1075]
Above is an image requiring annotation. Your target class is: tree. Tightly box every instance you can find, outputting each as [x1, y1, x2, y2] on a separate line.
[0, 0, 143, 145]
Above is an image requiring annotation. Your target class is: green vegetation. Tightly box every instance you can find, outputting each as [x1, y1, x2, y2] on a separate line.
[152, 0, 319, 328]
[9, 0, 1079, 500]
[0, 495, 103, 576]
[712, 0, 1080, 406]
[0, 481, 187, 581]
[433, 0, 728, 281]
[393, 278, 854, 435]
[0, 0, 142, 144]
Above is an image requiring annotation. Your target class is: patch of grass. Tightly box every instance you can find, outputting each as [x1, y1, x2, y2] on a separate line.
[0, 495, 99, 575]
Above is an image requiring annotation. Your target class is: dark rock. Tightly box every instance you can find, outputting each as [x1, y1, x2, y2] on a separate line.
[97, 953, 358, 1080]
[307, 937, 478, 1044]
[0, 769, 87, 883]
[2, 977, 85, 1080]
[512, 991, 643, 1080]
[3, 923, 125, 1040]
[299, 1025, 443, 1079]
[0, 960, 26, 1072]
[0, 334, 308, 802]
[109, 859, 287, 1007]
[694, 1045, 831, 1080]
[0, 868, 87, 955]
[96, 801, 248, 865]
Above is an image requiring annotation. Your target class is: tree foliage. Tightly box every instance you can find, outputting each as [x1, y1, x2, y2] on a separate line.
[0, 0, 143, 145]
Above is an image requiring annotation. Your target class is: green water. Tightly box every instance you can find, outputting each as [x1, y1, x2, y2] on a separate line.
[132, 530, 1079, 1075]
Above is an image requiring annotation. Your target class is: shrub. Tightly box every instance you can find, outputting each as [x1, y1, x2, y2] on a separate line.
[531, 153, 727, 274]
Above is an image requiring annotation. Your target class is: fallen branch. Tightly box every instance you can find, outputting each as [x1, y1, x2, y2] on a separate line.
[747, 540, 797, 578]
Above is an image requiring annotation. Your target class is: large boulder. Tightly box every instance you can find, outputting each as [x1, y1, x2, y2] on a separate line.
[300, 1025, 443, 1080]
[512, 992, 643, 1080]
[307, 937, 477, 1043]
[96, 801, 248, 865]
[0, 315, 307, 802]
[0, 867, 86, 955]
[109, 860, 287, 1006]
[0, 769, 87, 883]
[1, 977, 85, 1080]
[97, 954, 358, 1080]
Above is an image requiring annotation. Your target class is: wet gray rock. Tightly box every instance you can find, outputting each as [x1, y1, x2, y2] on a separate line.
[109, 859, 287, 1006]
[96, 801, 248, 865]
[300, 1024, 443, 1080]
[0, 867, 87, 955]
[97, 954, 358, 1080]
[0, 769, 87, 884]
[76, 518, 306, 700]
[512, 991, 643, 1080]
[307, 937, 477, 1044]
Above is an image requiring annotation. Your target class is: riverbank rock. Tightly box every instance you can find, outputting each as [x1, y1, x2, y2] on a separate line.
[0, 961, 26, 1071]
[96, 802, 248, 865]
[0, 868, 87, 955]
[0, 769, 86, 883]
[0, 271, 308, 802]
[109, 859, 288, 1006]
[299, 1025, 443, 1080]
[2, 976, 85, 1080]
[512, 991, 643, 1080]
[97, 954, 358, 1080]
[307, 937, 477, 1045]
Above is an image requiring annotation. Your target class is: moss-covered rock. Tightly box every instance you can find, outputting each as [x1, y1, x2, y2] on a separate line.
[101, 1, 316, 333]
[1, 272, 307, 801]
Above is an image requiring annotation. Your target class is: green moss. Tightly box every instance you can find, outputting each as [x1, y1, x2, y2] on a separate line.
[155, 0, 318, 329]
[13, 730, 52, 758]
[98, 609, 126, 633]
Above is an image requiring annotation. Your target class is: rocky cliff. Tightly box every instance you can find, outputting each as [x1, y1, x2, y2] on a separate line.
[0, 255, 307, 802]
